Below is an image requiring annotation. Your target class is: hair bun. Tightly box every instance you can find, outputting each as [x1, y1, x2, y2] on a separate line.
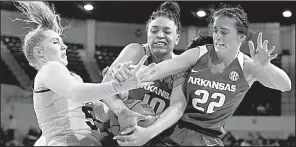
[159, 1, 180, 18]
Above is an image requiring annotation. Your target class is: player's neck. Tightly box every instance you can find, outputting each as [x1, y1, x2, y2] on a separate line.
[36, 60, 48, 71]
[217, 49, 239, 68]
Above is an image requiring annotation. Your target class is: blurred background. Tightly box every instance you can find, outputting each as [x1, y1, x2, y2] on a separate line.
[1, 1, 295, 146]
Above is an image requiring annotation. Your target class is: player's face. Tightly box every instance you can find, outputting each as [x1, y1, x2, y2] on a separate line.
[147, 16, 180, 56]
[39, 30, 68, 65]
[212, 16, 244, 54]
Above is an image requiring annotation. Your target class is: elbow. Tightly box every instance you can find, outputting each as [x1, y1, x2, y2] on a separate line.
[285, 81, 292, 92]
[280, 71, 292, 92]
[281, 80, 292, 92]
[128, 42, 141, 47]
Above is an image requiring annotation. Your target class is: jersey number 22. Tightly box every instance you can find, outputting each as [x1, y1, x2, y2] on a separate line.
[192, 90, 226, 113]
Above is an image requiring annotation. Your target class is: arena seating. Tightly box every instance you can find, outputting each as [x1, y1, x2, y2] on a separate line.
[94, 46, 121, 70]
[0, 58, 20, 87]
[1, 36, 91, 83]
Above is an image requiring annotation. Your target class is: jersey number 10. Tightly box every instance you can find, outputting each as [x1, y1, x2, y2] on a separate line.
[143, 94, 166, 115]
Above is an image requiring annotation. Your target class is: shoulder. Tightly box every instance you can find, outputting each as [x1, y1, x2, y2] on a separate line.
[38, 61, 70, 81]
[123, 43, 145, 55]
[125, 42, 143, 49]
[42, 61, 67, 70]
[120, 43, 146, 61]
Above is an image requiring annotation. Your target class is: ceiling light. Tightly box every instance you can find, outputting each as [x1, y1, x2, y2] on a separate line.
[84, 4, 93, 11]
[196, 10, 206, 17]
[283, 10, 292, 18]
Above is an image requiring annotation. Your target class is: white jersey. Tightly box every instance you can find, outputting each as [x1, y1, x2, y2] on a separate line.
[33, 65, 100, 145]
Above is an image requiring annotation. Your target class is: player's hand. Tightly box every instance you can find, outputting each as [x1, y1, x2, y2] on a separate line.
[248, 32, 278, 68]
[117, 109, 153, 134]
[110, 62, 137, 83]
[127, 63, 157, 84]
[105, 65, 130, 101]
[110, 62, 133, 83]
[113, 125, 152, 146]
[126, 63, 148, 74]
[113, 55, 157, 93]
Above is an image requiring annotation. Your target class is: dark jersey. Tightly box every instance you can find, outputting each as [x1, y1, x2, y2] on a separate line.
[128, 44, 174, 115]
[101, 45, 182, 146]
[181, 44, 250, 138]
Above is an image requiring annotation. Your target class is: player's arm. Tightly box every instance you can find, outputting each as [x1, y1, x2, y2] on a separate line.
[144, 75, 187, 140]
[100, 43, 146, 116]
[143, 47, 200, 82]
[249, 59, 291, 92]
[39, 61, 122, 103]
[246, 33, 291, 92]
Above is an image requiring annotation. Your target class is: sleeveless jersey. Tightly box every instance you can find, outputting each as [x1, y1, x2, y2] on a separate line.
[127, 44, 174, 115]
[181, 44, 250, 138]
[33, 65, 100, 145]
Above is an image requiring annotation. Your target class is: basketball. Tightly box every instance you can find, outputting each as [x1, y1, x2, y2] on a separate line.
[109, 99, 156, 135]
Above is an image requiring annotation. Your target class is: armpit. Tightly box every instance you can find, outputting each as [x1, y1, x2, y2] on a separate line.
[171, 70, 189, 88]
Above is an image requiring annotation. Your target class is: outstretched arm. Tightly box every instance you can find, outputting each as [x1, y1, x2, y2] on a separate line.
[40, 59, 152, 104]
[39, 61, 121, 103]
[143, 47, 200, 82]
[252, 61, 291, 92]
[248, 33, 291, 92]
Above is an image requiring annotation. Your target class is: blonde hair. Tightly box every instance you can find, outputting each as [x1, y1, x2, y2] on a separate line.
[13, 1, 71, 68]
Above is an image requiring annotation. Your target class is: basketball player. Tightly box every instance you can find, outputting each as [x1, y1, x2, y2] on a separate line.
[99, 1, 189, 146]
[114, 5, 291, 146]
[13, 1, 156, 145]
[109, 34, 214, 146]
